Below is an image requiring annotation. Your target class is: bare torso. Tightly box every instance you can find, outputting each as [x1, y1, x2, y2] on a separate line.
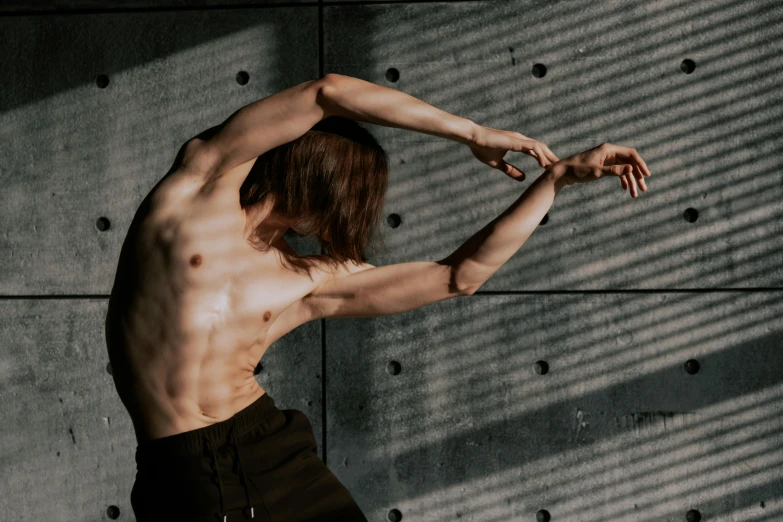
[105, 144, 319, 444]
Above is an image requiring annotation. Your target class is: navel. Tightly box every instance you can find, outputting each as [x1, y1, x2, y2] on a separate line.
[190, 254, 202, 267]
[263, 311, 272, 322]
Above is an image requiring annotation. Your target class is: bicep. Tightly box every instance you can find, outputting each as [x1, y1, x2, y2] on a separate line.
[194, 76, 330, 188]
[304, 260, 469, 320]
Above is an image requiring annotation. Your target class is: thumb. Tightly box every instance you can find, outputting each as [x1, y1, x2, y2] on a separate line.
[602, 164, 632, 177]
[498, 160, 527, 181]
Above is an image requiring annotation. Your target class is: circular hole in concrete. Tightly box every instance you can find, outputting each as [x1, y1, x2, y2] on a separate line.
[534, 360, 549, 375]
[386, 360, 401, 376]
[386, 213, 402, 228]
[680, 59, 696, 74]
[683, 208, 699, 223]
[532, 63, 547, 78]
[96, 217, 111, 231]
[684, 359, 700, 375]
[385, 68, 400, 83]
[236, 70, 249, 85]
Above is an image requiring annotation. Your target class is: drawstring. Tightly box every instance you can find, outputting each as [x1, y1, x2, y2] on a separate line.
[206, 438, 227, 522]
[205, 427, 255, 521]
[232, 428, 255, 519]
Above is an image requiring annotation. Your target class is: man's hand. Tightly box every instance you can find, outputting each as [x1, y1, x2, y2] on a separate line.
[547, 142, 652, 198]
[468, 125, 559, 181]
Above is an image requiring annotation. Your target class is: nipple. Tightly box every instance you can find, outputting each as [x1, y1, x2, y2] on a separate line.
[263, 311, 272, 322]
[190, 254, 202, 267]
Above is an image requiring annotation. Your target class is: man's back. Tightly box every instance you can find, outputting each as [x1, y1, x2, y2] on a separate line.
[105, 143, 317, 444]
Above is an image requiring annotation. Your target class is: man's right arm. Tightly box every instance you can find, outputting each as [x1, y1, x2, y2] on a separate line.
[444, 142, 650, 293]
[441, 170, 565, 294]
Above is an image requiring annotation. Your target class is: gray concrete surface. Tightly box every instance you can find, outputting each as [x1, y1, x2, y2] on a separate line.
[327, 292, 783, 521]
[1, 1, 781, 521]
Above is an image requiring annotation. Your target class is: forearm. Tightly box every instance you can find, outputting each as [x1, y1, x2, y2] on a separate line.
[321, 73, 477, 146]
[443, 171, 566, 293]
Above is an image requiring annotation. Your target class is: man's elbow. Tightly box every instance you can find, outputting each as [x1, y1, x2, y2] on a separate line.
[317, 74, 342, 118]
[441, 262, 481, 296]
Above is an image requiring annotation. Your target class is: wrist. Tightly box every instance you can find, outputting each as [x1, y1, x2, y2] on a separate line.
[453, 118, 479, 146]
[543, 168, 567, 194]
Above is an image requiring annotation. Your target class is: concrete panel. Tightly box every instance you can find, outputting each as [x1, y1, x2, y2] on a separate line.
[0, 8, 318, 294]
[324, 0, 783, 289]
[0, 299, 323, 521]
[0, 0, 310, 12]
[326, 292, 783, 521]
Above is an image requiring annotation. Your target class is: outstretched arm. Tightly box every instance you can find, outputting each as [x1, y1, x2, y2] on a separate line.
[189, 73, 555, 187]
[193, 73, 476, 174]
[303, 143, 651, 319]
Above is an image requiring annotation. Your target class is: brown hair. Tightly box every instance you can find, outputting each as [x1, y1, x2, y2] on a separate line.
[239, 116, 389, 278]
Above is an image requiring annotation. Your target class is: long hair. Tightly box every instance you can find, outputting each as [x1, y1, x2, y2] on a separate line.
[239, 116, 389, 278]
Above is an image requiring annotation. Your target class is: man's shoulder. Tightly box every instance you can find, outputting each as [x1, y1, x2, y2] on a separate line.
[146, 139, 234, 219]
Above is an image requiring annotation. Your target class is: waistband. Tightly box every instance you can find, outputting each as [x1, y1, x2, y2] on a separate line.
[135, 391, 280, 460]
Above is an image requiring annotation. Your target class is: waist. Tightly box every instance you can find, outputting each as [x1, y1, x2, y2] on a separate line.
[134, 391, 280, 460]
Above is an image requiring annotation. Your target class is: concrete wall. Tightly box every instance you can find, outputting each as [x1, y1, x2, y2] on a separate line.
[1, 1, 781, 521]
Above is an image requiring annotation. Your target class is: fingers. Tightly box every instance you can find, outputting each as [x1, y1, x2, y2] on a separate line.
[605, 164, 639, 198]
[543, 144, 560, 164]
[533, 143, 559, 166]
[630, 149, 652, 177]
[605, 144, 652, 178]
[625, 166, 639, 198]
[634, 165, 648, 192]
[500, 160, 526, 181]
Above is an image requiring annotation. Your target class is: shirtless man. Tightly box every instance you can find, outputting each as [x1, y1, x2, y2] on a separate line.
[106, 73, 651, 521]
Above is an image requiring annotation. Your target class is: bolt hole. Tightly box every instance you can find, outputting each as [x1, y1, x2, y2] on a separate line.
[686, 509, 702, 522]
[387, 508, 402, 522]
[236, 70, 249, 85]
[385, 68, 400, 83]
[684, 359, 700, 375]
[536, 509, 551, 522]
[532, 63, 547, 78]
[96, 217, 111, 231]
[387, 213, 402, 228]
[683, 208, 699, 223]
[680, 59, 696, 74]
[533, 360, 549, 375]
[106, 505, 121, 520]
[386, 360, 401, 376]
[96, 74, 110, 88]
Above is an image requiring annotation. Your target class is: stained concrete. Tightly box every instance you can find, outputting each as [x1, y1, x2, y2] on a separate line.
[0, 7, 319, 294]
[0, 0, 310, 12]
[1, 0, 782, 521]
[326, 292, 783, 520]
[0, 299, 322, 521]
[325, 0, 783, 289]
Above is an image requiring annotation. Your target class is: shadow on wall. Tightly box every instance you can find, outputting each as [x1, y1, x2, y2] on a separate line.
[327, 292, 783, 521]
[326, 0, 783, 291]
[0, 7, 324, 296]
[323, 0, 783, 521]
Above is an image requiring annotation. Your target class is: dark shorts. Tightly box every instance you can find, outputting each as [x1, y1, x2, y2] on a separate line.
[131, 393, 368, 522]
